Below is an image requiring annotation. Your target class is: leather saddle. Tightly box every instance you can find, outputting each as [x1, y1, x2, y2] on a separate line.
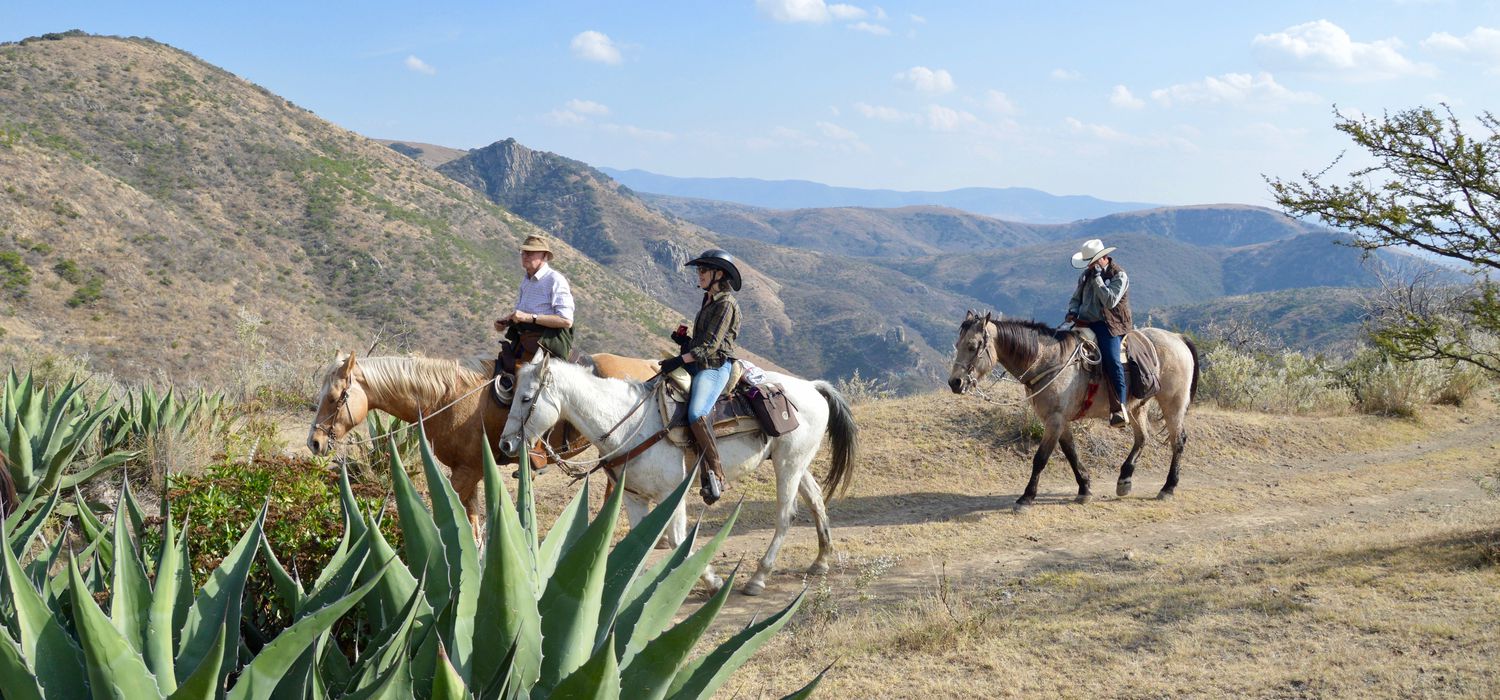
[654, 361, 761, 448]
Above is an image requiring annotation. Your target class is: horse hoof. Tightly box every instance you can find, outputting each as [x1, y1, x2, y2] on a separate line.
[1012, 502, 1031, 514]
[1074, 493, 1092, 505]
[1156, 490, 1175, 501]
[742, 580, 765, 597]
[1116, 480, 1133, 497]
[654, 538, 674, 550]
[807, 561, 830, 576]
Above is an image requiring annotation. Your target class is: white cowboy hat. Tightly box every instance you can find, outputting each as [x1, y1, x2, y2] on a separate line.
[1070, 238, 1117, 269]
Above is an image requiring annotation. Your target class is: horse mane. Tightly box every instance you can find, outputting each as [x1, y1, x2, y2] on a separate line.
[966, 317, 1070, 371]
[353, 355, 492, 406]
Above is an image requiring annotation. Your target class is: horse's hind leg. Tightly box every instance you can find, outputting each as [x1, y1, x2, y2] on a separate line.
[797, 471, 833, 575]
[1057, 427, 1091, 504]
[450, 466, 484, 540]
[744, 450, 805, 596]
[1157, 396, 1189, 500]
[1117, 408, 1148, 497]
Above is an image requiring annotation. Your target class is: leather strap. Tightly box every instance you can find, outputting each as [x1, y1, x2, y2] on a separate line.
[1074, 382, 1101, 421]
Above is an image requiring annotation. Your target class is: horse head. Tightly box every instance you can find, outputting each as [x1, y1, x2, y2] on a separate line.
[949, 310, 998, 394]
[499, 353, 562, 458]
[307, 351, 372, 454]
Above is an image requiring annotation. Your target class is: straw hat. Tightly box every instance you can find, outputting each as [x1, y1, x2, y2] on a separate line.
[1070, 238, 1116, 269]
[519, 235, 554, 258]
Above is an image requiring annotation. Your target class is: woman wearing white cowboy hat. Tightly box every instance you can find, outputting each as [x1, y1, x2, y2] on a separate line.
[1065, 238, 1134, 428]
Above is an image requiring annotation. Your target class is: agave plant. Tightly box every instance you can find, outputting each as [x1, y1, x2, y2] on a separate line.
[98, 385, 226, 455]
[0, 370, 135, 515]
[0, 422, 824, 698]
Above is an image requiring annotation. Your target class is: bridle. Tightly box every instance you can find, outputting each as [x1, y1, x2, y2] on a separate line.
[508, 354, 555, 444]
[311, 386, 354, 447]
[956, 319, 1091, 406]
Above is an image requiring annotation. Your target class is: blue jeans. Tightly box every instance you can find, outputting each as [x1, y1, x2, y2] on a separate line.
[1089, 321, 1128, 406]
[687, 363, 733, 422]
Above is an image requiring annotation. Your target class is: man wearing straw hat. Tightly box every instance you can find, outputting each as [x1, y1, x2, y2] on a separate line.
[1065, 238, 1133, 428]
[495, 234, 575, 395]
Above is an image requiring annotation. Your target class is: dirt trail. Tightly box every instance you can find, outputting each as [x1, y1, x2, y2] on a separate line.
[705, 406, 1500, 623]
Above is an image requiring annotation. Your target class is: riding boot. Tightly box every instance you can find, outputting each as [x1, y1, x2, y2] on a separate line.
[689, 417, 725, 505]
[1107, 384, 1130, 429]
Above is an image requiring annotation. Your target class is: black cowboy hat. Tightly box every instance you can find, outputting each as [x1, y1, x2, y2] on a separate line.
[685, 249, 742, 291]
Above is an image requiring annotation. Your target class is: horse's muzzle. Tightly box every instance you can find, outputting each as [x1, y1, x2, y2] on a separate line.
[948, 377, 965, 394]
[308, 432, 327, 455]
[498, 435, 522, 458]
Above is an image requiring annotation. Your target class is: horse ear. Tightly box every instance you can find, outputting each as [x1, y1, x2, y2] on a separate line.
[341, 351, 358, 376]
[965, 309, 976, 320]
[983, 311, 993, 323]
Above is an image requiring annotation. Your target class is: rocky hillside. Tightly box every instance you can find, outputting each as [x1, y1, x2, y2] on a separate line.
[0, 32, 681, 383]
[432, 139, 987, 391]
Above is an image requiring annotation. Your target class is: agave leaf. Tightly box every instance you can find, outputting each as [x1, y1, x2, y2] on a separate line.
[259, 532, 305, 617]
[0, 517, 88, 699]
[610, 523, 697, 661]
[535, 473, 624, 695]
[359, 513, 428, 636]
[148, 513, 187, 695]
[344, 575, 426, 692]
[777, 661, 834, 700]
[317, 642, 353, 697]
[176, 504, 266, 688]
[60, 450, 137, 491]
[225, 562, 390, 700]
[416, 426, 480, 679]
[536, 479, 590, 586]
[67, 556, 165, 700]
[596, 470, 695, 644]
[471, 440, 541, 692]
[110, 479, 153, 655]
[166, 619, 225, 700]
[388, 447, 450, 613]
[431, 643, 470, 700]
[73, 487, 113, 568]
[549, 630, 621, 700]
[299, 529, 370, 617]
[120, 468, 149, 537]
[618, 566, 739, 700]
[513, 446, 539, 565]
[0, 627, 44, 700]
[619, 503, 742, 667]
[7, 421, 34, 493]
[6, 484, 59, 557]
[665, 589, 807, 700]
[340, 657, 408, 700]
[25, 532, 63, 592]
[476, 632, 522, 700]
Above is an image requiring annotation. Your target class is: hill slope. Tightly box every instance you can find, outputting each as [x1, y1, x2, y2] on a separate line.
[0, 33, 678, 382]
[600, 167, 1156, 224]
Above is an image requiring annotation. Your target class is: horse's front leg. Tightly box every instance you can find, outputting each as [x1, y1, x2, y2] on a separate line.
[1017, 420, 1062, 508]
[450, 465, 484, 541]
[1057, 427, 1091, 504]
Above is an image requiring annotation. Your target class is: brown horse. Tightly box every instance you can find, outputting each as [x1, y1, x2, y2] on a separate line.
[948, 312, 1199, 507]
[307, 351, 658, 530]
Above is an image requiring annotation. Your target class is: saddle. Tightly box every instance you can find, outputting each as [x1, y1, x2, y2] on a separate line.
[656, 361, 763, 448]
[1071, 327, 1162, 400]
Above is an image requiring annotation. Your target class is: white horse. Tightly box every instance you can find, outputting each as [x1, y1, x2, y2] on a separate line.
[498, 354, 858, 596]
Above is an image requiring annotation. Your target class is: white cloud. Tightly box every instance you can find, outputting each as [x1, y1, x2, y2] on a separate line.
[854, 102, 919, 123]
[545, 109, 587, 125]
[571, 30, 622, 65]
[1050, 68, 1081, 81]
[1252, 20, 1435, 80]
[1064, 117, 1199, 152]
[816, 121, 860, 140]
[758, 0, 832, 23]
[404, 55, 436, 75]
[1065, 117, 1128, 142]
[849, 21, 890, 35]
[1109, 85, 1145, 109]
[894, 66, 955, 94]
[984, 89, 1018, 115]
[565, 99, 610, 116]
[1150, 72, 1319, 108]
[874, 6, 888, 20]
[1422, 26, 1500, 69]
[829, 3, 867, 20]
[599, 123, 675, 142]
[910, 13, 926, 24]
[926, 105, 979, 132]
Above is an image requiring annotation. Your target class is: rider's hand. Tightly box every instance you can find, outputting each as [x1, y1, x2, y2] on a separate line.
[494, 318, 511, 331]
[1065, 314, 1077, 325]
[657, 355, 687, 374]
[1084, 265, 1100, 279]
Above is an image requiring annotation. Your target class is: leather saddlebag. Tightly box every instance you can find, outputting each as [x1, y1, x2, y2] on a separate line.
[744, 382, 799, 436]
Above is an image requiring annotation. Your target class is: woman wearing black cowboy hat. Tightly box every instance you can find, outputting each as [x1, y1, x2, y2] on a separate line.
[658, 249, 742, 504]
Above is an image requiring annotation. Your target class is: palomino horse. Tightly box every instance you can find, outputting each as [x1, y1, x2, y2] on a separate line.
[306, 351, 658, 531]
[498, 354, 858, 596]
[948, 312, 1199, 506]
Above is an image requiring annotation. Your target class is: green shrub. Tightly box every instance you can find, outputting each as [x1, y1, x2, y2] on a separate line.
[53, 257, 83, 283]
[65, 275, 103, 307]
[0, 250, 30, 297]
[1337, 350, 1443, 417]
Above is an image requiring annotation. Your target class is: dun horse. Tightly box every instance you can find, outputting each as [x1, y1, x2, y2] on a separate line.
[306, 351, 657, 531]
[949, 312, 1199, 506]
[498, 354, 858, 596]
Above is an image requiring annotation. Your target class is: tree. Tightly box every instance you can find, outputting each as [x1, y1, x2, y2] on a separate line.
[1269, 105, 1500, 374]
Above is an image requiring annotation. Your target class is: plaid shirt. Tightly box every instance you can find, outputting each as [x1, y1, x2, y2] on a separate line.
[688, 291, 740, 369]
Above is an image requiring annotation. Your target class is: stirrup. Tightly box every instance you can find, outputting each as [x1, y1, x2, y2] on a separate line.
[699, 470, 723, 505]
[1109, 411, 1129, 428]
[492, 373, 515, 403]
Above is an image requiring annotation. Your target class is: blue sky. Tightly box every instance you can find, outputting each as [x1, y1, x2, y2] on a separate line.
[5, 1, 1499, 206]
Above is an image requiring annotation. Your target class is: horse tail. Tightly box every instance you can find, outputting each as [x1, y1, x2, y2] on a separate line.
[813, 381, 859, 499]
[1182, 334, 1201, 403]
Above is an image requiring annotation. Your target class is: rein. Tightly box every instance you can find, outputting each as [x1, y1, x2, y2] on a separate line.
[961, 321, 1095, 408]
[316, 369, 503, 451]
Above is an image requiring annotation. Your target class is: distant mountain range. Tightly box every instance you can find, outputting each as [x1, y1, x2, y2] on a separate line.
[601, 168, 1158, 224]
